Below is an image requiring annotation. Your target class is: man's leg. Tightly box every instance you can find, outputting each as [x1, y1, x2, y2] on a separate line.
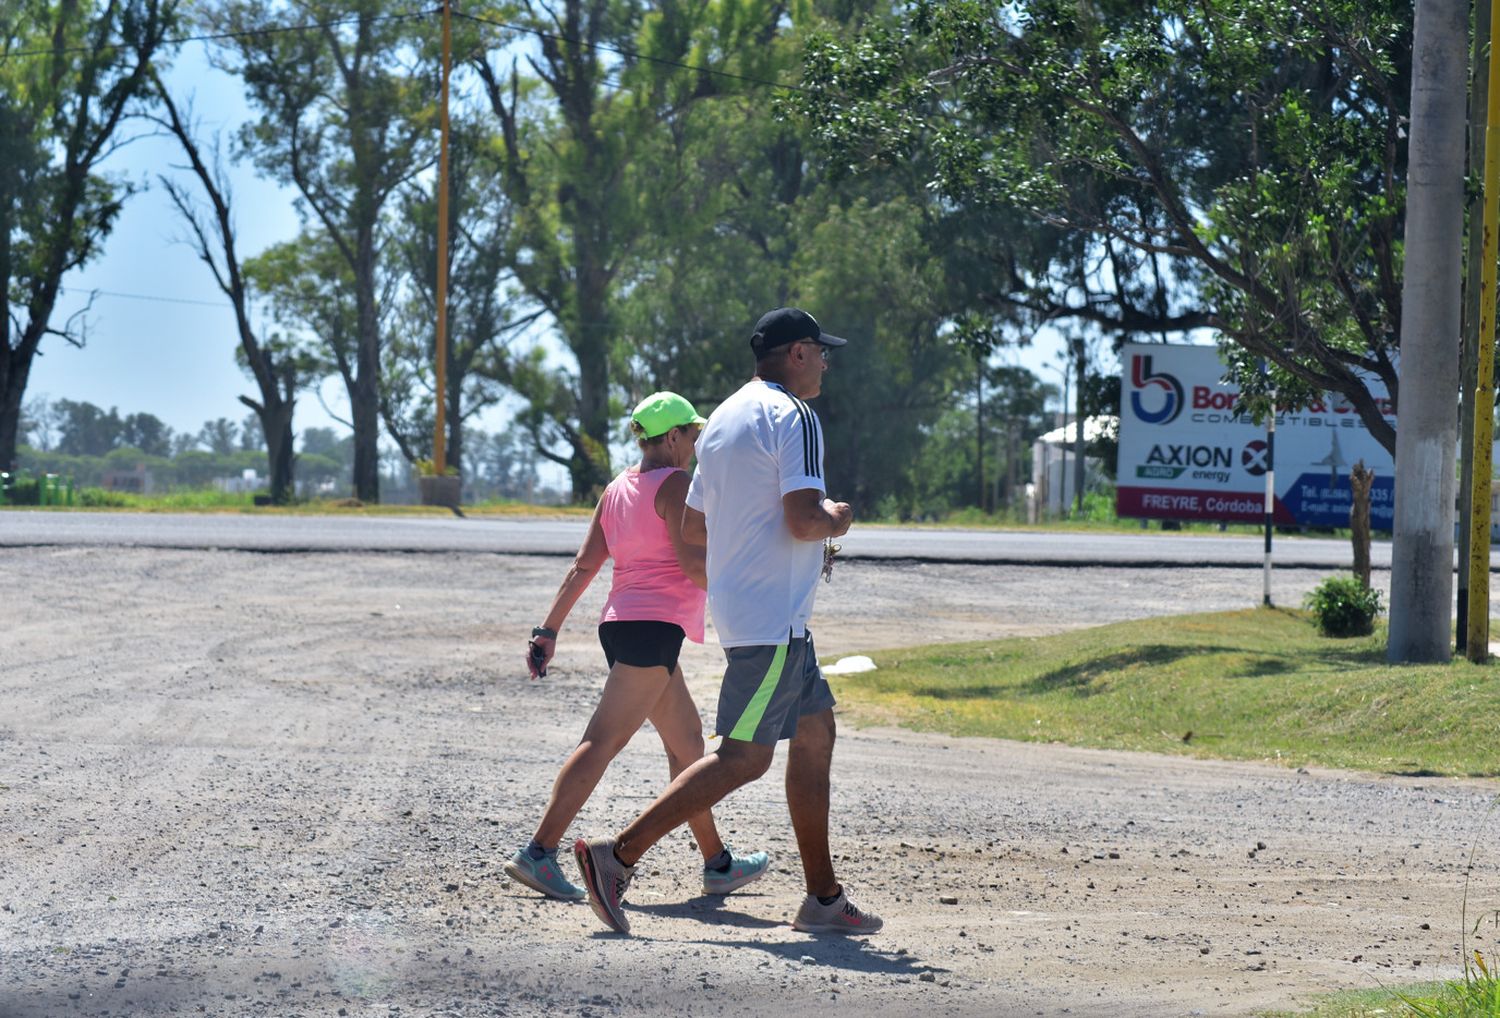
[615, 737, 772, 866]
[575, 739, 771, 933]
[785, 707, 837, 898]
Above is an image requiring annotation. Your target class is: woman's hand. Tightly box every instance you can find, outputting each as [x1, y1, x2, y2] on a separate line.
[527, 632, 556, 679]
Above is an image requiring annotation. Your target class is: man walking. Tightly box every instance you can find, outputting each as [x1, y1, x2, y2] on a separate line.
[575, 307, 882, 936]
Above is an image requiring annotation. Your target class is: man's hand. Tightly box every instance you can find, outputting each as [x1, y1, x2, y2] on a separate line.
[783, 488, 852, 541]
[823, 498, 853, 538]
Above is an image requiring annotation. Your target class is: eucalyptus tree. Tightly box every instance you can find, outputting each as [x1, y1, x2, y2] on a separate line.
[211, 0, 437, 501]
[469, 0, 788, 499]
[384, 117, 542, 473]
[0, 0, 177, 472]
[152, 80, 310, 503]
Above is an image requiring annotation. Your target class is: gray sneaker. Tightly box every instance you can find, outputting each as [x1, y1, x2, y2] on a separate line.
[503, 846, 585, 901]
[574, 837, 635, 934]
[702, 849, 772, 895]
[792, 888, 883, 934]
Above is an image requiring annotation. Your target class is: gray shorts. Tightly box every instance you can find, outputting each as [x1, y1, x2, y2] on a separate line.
[715, 633, 836, 745]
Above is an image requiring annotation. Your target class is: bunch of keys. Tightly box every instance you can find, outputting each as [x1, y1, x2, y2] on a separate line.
[822, 538, 841, 583]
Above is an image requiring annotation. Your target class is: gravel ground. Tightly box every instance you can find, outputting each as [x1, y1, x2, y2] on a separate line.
[1, 546, 1496, 1018]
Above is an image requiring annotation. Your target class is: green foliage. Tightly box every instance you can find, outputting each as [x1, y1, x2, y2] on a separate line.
[1303, 575, 1383, 637]
[0, 0, 178, 467]
[77, 487, 131, 508]
[793, 0, 1410, 454]
[1395, 971, 1500, 1018]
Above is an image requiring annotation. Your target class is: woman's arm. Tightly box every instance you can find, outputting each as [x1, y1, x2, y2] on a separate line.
[656, 470, 707, 589]
[527, 500, 610, 677]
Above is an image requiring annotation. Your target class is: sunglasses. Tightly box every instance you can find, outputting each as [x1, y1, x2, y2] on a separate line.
[793, 340, 831, 362]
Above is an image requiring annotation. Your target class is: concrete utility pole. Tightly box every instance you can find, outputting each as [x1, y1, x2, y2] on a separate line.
[1388, 0, 1468, 663]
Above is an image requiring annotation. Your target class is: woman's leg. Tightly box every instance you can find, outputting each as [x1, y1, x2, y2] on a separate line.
[530, 662, 669, 849]
[646, 664, 725, 861]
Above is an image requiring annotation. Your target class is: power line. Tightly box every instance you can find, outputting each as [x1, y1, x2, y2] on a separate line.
[58, 286, 231, 309]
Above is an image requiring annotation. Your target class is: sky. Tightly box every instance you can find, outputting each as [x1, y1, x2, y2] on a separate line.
[24, 37, 1096, 457]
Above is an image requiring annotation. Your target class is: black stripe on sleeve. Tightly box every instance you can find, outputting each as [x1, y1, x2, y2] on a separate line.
[788, 392, 820, 479]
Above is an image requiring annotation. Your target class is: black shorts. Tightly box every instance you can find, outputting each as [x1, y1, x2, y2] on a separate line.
[597, 621, 686, 672]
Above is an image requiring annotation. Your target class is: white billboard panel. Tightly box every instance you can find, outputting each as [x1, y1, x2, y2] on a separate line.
[1116, 343, 1396, 530]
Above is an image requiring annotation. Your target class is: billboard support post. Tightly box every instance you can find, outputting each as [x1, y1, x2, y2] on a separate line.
[1466, 0, 1500, 664]
[1263, 404, 1275, 607]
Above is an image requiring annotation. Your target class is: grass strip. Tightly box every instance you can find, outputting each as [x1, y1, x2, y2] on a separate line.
[843, 607, 1500, 777]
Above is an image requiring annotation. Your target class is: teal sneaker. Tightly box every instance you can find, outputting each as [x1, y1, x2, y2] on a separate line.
[701, 849, 772, 895]
[504, 846, 585, 901]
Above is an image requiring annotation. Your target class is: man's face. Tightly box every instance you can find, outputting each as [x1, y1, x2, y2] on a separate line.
[786, 339, 830, 398]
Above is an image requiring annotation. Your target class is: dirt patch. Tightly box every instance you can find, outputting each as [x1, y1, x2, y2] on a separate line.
[1, 546, 1490, 1018]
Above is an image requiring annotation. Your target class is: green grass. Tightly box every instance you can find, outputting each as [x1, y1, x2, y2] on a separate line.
[1263, 976, 1500, 1017]
[843, 608, 1500, 776]
[2, 489, 590, 516]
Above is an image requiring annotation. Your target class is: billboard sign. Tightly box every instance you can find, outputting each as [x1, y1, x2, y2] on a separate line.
[1116, 343, 1396, 529]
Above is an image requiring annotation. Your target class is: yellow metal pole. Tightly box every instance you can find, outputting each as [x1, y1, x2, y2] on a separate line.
[433, 0, 453, 474]
[1466, 0, 1500, 662]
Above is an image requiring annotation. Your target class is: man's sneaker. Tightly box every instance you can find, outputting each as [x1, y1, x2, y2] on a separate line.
[574, 837, 635, 934]
[701, 850, 772, 895]
[792, 888, 883, 934]
[503, 846, 585, 901]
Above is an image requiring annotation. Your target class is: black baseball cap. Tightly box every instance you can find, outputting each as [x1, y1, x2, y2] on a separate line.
[750, 307, 849, 356]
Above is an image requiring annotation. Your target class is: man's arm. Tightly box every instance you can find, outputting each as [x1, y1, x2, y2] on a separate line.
[782, 488, 852, 541]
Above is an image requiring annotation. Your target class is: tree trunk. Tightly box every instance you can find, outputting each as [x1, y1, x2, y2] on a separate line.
[1388, 0, 1467, 663]
[1350, 460, 1373, 590]
[570, 284, 613, 501]
[251, 397, 297, 504]
[0, 361, 24, 472]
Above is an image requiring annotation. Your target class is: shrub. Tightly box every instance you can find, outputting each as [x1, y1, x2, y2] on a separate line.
[1304, 575, 1383, 637]
[78, 487, 132, 508]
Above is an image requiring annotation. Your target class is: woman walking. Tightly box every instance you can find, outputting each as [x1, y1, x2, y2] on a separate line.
[504, 392, 770, 900]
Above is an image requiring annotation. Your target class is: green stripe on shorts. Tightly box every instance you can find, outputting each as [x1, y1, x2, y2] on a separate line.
[727, 642, 788, 742]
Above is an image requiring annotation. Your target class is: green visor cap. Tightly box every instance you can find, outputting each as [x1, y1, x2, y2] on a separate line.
[631, 391, 708, 438]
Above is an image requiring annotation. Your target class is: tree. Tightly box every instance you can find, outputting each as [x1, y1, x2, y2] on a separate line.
[239, 411, 264, 452]
[383, 116, 541, 471]
[471, 0, 785, 499]
[213, 0, 436, 501]
[199, 417, 239, 455]
[20, 395, 59, 451]
[55, 399, 123, 455]
[120, 412, 173, 457]
[796, 0, 1411, 452]
[0, 0, 177, 471]
[150, 79, 307, 502]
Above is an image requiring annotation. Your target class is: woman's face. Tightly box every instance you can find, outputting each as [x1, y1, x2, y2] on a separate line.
[670, 423, 701, 467]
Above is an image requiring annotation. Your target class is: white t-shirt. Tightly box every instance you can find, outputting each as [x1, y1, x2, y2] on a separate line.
[686, 379, 827, 648]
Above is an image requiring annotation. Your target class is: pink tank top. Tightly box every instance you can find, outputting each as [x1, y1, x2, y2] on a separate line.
[598, 466, 707, 643]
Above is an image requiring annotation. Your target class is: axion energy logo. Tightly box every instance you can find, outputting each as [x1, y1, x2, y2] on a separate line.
[1129, 355, 1184, 425]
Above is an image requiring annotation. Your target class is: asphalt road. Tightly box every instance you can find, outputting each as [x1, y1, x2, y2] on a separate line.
[0, 510, 1401, 568]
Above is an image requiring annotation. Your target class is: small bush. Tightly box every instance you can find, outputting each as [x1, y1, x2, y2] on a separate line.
[78, 487, 132, 508]
[1304, 575, 1383, 637]
[2, 476, 40, 505]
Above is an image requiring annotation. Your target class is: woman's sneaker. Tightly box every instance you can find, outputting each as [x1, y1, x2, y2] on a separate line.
[792, 888, 883, 934]
[503, 846, 585, 901]
[701, 850, 772, 895]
